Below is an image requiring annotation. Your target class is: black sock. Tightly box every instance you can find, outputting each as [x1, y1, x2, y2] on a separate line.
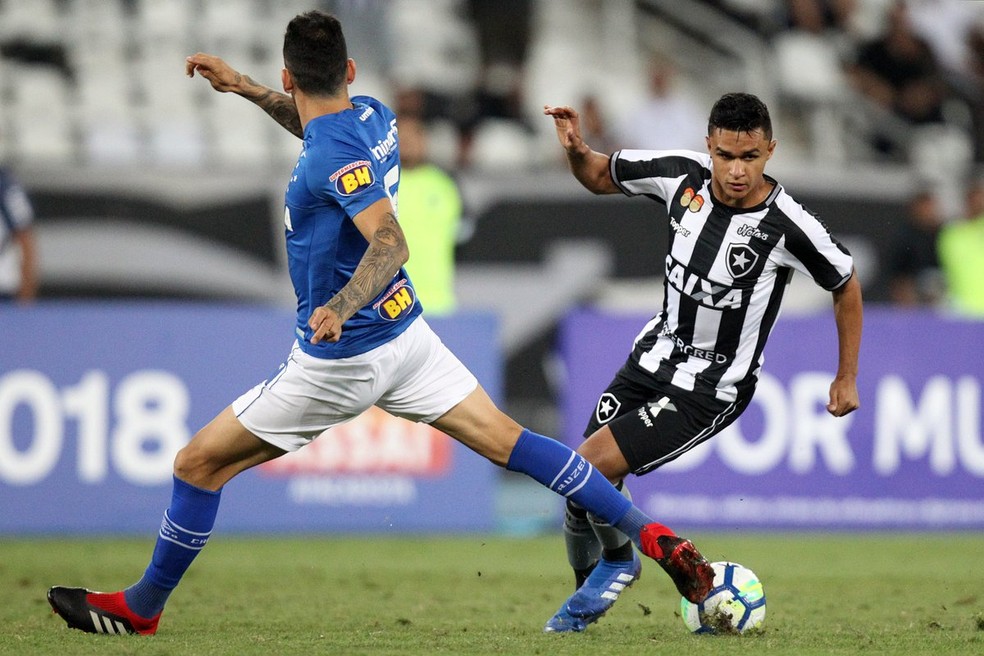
[602, 540, 635, 563]
[574, 564, 597, 589]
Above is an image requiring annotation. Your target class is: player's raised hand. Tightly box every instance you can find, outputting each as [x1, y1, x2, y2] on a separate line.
[544, 105, 586, 154]
[826, 375, 860, 417]
[543, 104, 617, 193]
[185, 53, 242, 93]
[307, 305, 343, 345]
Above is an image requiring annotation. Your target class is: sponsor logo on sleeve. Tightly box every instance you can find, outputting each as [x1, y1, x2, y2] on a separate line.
[330, 160, 375, 195]
[373, 279, 416, 320]
[679, 187, 705, 213]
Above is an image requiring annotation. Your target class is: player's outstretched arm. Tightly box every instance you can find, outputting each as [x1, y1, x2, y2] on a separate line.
[308, 198, 410, 344]
[543, 105, 618, 195]
[828, 270, 862, 416]
[186, 52, 303, 138]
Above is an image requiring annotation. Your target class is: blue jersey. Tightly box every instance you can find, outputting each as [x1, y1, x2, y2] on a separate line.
[284, 95, 422, 359]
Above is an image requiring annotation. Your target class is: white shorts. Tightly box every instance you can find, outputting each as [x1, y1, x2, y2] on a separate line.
[231, 317, 478, 452]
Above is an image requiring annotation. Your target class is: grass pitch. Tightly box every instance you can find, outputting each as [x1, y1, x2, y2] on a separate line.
[2, 533, 982, 655]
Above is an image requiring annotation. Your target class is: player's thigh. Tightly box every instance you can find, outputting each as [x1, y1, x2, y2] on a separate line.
[377, 317, 522, 465]
[581, 370, 656, 438]
[375, 318, 521, 464]
[578, 425, 632, 481]
[175, 406, 286, 490]
[609, 390, 747, 475]
[376, 317, 477, 422]
[232, 342, 379, 452]
[577, 370, 657, 474]
[428, 385, 522, 466]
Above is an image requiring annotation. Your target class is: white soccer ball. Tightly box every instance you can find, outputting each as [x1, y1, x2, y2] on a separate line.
[680, 561, 766, 634]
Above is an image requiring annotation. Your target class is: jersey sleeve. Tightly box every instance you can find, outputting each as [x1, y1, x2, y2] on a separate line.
[610, 149, 708, 202]
[308, 139, 390, 220]
[773, 195, 854, 290]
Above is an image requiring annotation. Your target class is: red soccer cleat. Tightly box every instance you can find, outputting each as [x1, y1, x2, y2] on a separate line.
[639, 522, 714, 603]
[47, 587, 160, 635]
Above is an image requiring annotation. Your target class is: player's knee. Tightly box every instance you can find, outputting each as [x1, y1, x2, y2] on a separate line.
[172, 442, 212, 487]
[462, 423, 516, 467]
[483, 412, 525, 466]
[484, 441, 515, 468]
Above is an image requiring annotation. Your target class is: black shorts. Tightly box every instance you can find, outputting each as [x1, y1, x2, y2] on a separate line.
[583, 366, 751, 475]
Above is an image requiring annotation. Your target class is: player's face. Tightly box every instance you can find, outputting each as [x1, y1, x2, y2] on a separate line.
[706, 128, 776, 208]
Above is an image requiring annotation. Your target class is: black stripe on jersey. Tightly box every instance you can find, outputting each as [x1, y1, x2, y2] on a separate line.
[612, 153, 707, 199]
[670, 280, 700, 360]
[701, 265, 791, 392]
[630, 312, 667, 374]
[749, 265, 793, 372]
[699, 218, 786, 390]
[783, 214, 851, 290]
[689, 205, 731, 274]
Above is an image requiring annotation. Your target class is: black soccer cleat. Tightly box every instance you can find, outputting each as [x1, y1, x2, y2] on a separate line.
[47, 586, 161, 635]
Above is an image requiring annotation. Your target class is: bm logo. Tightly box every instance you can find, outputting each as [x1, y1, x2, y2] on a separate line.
[330, 160, 374, 195]
[376, 281, 416, 320]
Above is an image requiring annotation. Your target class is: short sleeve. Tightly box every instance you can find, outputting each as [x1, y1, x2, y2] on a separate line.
[610, 149, 709, 203]
[308, 143, 390, 220]
[773, 195, 854, 290]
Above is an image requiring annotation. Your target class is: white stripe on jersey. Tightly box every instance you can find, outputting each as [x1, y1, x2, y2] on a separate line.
[637, 331, 675, 374]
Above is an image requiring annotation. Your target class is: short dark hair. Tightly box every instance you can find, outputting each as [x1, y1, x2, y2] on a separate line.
[707, 93, 773, 140]
[283, 11, 348, 97]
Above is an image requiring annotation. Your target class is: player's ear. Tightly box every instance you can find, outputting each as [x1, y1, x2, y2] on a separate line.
[767, 139, 777, 159]
[346, 58, 356, 85]
[282, 68, 294, 94]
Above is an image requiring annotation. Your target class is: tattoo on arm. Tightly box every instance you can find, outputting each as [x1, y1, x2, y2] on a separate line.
[326, 213, 408, 321]
[239, 74, 303, 138]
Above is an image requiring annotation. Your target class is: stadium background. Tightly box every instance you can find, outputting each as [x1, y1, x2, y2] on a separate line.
[1, 0, 982, 536]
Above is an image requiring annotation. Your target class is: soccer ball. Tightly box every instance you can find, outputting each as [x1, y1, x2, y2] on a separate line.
[680, 561, 765, 634]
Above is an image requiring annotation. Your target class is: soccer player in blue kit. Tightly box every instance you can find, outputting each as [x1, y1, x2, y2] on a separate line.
[46, 11, 714, 636]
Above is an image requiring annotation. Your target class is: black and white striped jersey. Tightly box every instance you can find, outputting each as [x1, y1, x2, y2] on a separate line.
[609, 149, 854, 403]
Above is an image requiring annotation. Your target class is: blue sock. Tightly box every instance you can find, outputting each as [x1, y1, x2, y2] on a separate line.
[124, 476, 221, 618]
[506, 429, 654, 546]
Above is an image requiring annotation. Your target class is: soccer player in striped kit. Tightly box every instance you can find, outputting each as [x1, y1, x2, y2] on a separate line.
[541, 94, 863, 632]
[46, 10, 716, 636]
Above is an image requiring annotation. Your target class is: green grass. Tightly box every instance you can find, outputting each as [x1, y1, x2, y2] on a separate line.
[2, 533, 982, 655]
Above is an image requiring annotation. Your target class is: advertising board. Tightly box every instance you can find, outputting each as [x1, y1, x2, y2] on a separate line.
[560, 308, 984, 530]
[0, 303, 498, 533]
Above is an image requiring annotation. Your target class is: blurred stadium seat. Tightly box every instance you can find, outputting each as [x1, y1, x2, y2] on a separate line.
[0, 0, 62, 42]
[1, 0, 973, 176]
[5, 64, 75, 163]
[773, 31, 850, 162]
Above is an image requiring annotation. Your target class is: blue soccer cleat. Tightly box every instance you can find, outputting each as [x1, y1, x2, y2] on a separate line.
[543, 606, 590, 633]
[543, 553, 642, 632]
